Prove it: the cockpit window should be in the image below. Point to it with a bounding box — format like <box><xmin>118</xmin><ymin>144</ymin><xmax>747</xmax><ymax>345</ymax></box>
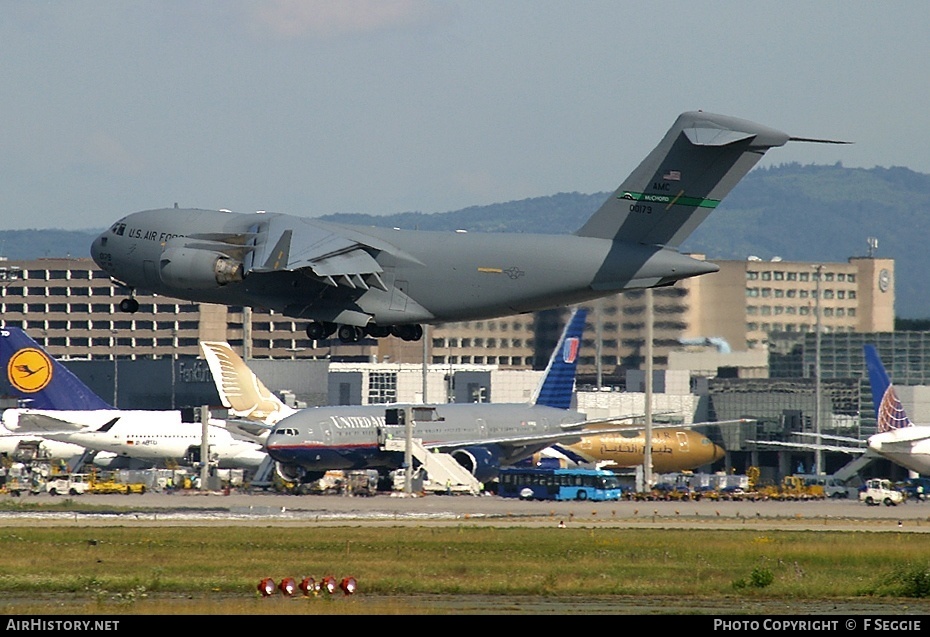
<box><xmin>111</xmin><ymin>222</ymin><xmax>126</xmax><ymax>236</ymax></box>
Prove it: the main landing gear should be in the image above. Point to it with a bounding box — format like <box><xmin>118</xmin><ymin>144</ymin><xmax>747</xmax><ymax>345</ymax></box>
<box><xmin>306</xmin><ymin>321</ymin><xmax>423</xmax><ymax>344</ymax></box>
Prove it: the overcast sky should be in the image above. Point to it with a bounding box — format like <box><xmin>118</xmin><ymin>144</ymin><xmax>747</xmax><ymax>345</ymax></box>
<box><xmin>1</xmin><ymin>1</ymin><xmax>925</xmax><ymax>231</ymax></box>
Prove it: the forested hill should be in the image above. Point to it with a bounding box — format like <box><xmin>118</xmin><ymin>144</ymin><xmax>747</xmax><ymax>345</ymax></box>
<box><xmin>4</xmin><ymin>163</ymin><xmax>929</xmax><ymax>318</ymax></box>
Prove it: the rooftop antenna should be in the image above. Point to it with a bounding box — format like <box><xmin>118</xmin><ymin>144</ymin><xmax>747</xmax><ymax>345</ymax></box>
<box><xmin>867</xmin><ymin>236</ymin><xmax>878</xmax><ymax>258</ymax></box>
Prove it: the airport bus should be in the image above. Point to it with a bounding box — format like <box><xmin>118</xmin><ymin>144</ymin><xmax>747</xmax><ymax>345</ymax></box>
<box><xmin>496</xmin><ymin>467</ymin><xmax>623</xmax><ymax>502</ymax></box>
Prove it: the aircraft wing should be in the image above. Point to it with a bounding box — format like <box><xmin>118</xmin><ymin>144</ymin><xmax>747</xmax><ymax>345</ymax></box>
<box><xmin>790</xmin><ymin>432</ymin><xmax>866</xmax><ymax>445</ymax></box>
<box><xmin>421</xmin><ymin>419</ymin><xmax>753</xmax><ymax>454</ymax></box>
<box><xmin>745</xmin><ymin>439</ymin><xmax>866</xmax><ymax>455</ymax></box>
<box><xmin>3</xmin><ymin>411</ymin><xmax>115</xmax><ymax>435</ymax></box>
<box><xmin>244</xmin><ymin>216</ymin><xmax>426</xmax><ymax>289</ymax></box>
<box><xmin>217</xmin><ymin>418</ymin><xmax>273</xmax><ymax>444</ymax></box>
<box><xmin>564</xmin><ymin>416</ymin><xmax>755</xmax><ymax>431</ymax></box>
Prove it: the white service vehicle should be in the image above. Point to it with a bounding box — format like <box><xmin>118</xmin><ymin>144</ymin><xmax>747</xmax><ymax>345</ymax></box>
<box><xmin>859</xmin><ymin>478</ymin><xmax>904</xmax><ymax>506</ymax></box>
<box><xmin>45</xmin><ymin>474</ymin><xmax>89</xmax><ymax>496</ymax></box>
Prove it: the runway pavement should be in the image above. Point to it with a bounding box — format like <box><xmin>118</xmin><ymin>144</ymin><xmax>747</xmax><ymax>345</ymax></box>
<box><xmin>4</xmin><ymin>489</ymin><xmax>930</xmax><ymax>530</ymax></box>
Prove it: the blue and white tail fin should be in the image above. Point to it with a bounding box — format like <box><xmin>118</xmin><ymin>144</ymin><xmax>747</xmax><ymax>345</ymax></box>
<box><xmin>864</xmin><ymin>344</ymin><xmax>913</xmax><ymax>433</ymax></box>
<box><xmin>0</xmin><ymin>327</ymin><xmax>113</xmax><ymax>410</ymax></box>
<box><xmin>530</xmin><ymin>308</ymin><xmax>587</xmax><ymax>410</ymax></box>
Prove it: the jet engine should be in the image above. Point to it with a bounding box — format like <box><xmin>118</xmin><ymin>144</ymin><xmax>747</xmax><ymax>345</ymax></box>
<box><xmin>274</xmin><ymin>461</ymin><xmax>303</xmax><ymax>483</ymax></box>
<box><xmin>159</xmin><ymin>247</ymin><xmax>243</xmax><ymax>290</ymax></box>
<box><xmin>274</xmin><ymin>461</ymin><xmax>325</xmax><ymax>485</ymax></box>
<box><xmin>449</xmin><ymin>446</ymin><xmax>501</xmax><ymax>483</ymax></box>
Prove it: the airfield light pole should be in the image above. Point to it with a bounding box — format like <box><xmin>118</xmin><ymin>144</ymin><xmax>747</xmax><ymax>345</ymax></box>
<box><xmin>595</xmin><ymin>299</ymin><xmax>603</xmax><ymax>389</ymax></box>
<box><xmin>814</xmin><ymin>264</ymin><xmax>823</xmax><ymax>475</ymax></box>
<box><xmin>643</xmin><ymin>288</ymin><xmax>654</xmax><ymax>491</ymax></box>
<box><xmin>200</xmin><ymin>405</ymin><xmax>211</xmax><ymax>491</ymax></box>
<box><xmin>243</xmin><ymin>307</ymin><xmax>252</xmax><ymax>360</ymax></box>
<box><xmin>404</xmin><ymin>407</ymin><xmax>414</xmax><ymax>495</ymax></box>
<box><xmin>422</xmin><ymin>325</ymin><xmax>429</xmax><ymax>403</ymax></box>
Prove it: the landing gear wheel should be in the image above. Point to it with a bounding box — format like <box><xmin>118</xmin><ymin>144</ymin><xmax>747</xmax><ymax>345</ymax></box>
<box><xmin>337</xmin><ymin>325</ymin><xmax>361</xmax><ymax>343</ymax></box>
<box><xmin>118</xmin><ymin>298</ymin><xmax>139</xmax><ymax>313</ymax></box>
<box><xmin>365</xmin><ymin>325</ymin><xmax>391</xmax><ymax>338</ymax></box>
<box><xmin>306</xmin><ymin>321</ymin><xmax>337</xmax><ymax>340</ymax></box>
<box><xmin>391</xmin><ymin>324</ymin><xmax>424</xmax><ymax>341</ymax></box>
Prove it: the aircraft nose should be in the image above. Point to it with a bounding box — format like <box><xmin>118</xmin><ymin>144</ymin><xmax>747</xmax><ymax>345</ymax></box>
<box><xmin>89</xmin><ymin>234</ymin><xmax>105</xmax><ymax>266</ymax></box>
<box><xmin>712</xmin><ymin>442</ymin><xmax>725</xmax><ymax>463</ymax></box>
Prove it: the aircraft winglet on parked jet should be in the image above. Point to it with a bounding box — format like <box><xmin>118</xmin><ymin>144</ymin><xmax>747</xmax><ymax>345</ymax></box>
<box><xmin>0</xmin><ymin>327</ymin><xmax>266</xmax><ymax>470</ymax></box>
<box><xmin>91</xmin><ymin>111</ymin><xmax>847</xmax><ymax>347</ymax></box>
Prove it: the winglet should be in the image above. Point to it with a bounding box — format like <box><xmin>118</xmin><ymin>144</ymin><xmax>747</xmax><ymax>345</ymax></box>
<box><xmin>262</xmin><ymin>229</ymin><xmax>292</xmax><ymax>270</ymax></box>
<box><xmin>864</xmin><ymin>344</ymin><xmax>913</xmax><ymax>432</ymax></box>
<box><xmin>0</xmin><ymin>327</ymin><xmax>113</xmax><ymax>410</ymax></box>
<box><xmin>96</xmin><ymin>417</ymin><xmax>121</xmax><ymax>433</ymax></box>
<box><xmin>530</xmin><ymin>308</ymin><xmax>587</xmax><ymax>410</ymax></box>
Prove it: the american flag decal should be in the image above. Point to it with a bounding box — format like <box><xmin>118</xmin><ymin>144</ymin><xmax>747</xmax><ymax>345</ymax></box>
<box><xmin>562</xmin><ymin>337</ymin><xmax>579</xmax><ymax>364</ymax></box>
<box><xmin>663</xmin><ymin>170</ymin><xmax>681</xmax><ymax>181</ymax></box>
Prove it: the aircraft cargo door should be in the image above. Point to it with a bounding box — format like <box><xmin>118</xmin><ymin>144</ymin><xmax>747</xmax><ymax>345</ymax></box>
<box><xmin>676</xmin><ymin>431</ymin><xmax>690</xmax><ymax>452</ymax></box>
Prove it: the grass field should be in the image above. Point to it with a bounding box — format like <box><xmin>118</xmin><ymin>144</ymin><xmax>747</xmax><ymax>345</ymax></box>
<box><xmin>1</xmin><ymin>524</ymin><xmax>930</xmax><ymax>614</ymax></box>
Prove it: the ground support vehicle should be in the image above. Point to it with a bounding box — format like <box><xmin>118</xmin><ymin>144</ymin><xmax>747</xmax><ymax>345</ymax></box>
<box><xmin>46</xmin><ymin>474</ymin><xmax>89</xmax><ymax>496</ymax></box>
<box><xmin>859</xmin><ymin>478</ymin><xmax>904</xmax><ymax>506</ymax></box>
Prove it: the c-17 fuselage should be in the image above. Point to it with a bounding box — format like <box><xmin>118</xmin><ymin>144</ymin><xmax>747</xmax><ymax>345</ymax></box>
<box><xmin>91</xmin><ymin>111</ymin><xmax>840</xmax><ymax>345</ymax></box>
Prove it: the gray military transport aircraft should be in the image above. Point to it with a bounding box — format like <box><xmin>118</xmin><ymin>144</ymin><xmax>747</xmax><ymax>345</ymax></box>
<box><xmin>90</xmin><ymin>110</ymin><xmax>846</xmax><ymax>344</ymax></box>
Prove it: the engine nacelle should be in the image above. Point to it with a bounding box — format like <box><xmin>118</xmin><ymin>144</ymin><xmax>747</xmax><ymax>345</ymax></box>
<box><xmin>274</xmin><ymin>461</ymin><xmax>303</xmax><ymax>483</ymax></box>
<box><xmin>450</xmin><ymin>446</ymin><xmax>501</xmax><ymax>484</ymax></box>
<box><xmin>159</xmin><ymin>247</ymin><xmax>243</xmax><ymax>290</ymax></box>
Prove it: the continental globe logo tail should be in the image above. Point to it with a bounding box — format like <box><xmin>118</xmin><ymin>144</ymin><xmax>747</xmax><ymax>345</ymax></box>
<box><xmin>8</xmin><ymin>347</ymin><xmax>53</xmax><ymax>393</ymax></box>
<box><xmin>561</xmin><ymin>337</ymin><xmax>579</xmax><ymax>364</ymax></box>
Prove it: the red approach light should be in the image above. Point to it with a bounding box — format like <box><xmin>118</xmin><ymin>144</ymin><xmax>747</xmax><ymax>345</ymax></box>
<box><xmin>278</xmin><ymin>577</ymin><xmax>298</xmax><ymax>596</ymax></box>
<box><xmin>321</xmin><ymin>575</ymin><xmax>338</xmax><ymax>595</ymax></box>
<box><xmin>257</xmin><ymin>578</ymin><xmax>276</xmax><ymax>597</ymax></box>
<box><xmin>299</xmin><ymin>577</ymin><xmax>318</xmax><ymax>596</ymax></box>
<box><xmin>340</xmin><ymin>576</ymin><xmax>358</xmax><ymax>595</ymax></box>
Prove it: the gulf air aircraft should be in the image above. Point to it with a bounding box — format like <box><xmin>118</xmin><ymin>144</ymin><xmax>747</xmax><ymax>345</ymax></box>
<box><xmin>91</xmin><ymin>111</ymin><xmax>845</xmax><ymax>347</ymax></box>
<box><xmin>0</xmin><ymin>327</ymin><xmax>266</xmax><ymax>470</ymax></box>
<box><xmin>549</xmin><ymin>427</ymin><xmax>726</xmax><ymax>473</ymax></box>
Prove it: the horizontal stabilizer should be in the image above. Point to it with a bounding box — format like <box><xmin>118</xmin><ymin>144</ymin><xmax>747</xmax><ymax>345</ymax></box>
<box><xmin>3</xmin><ymin>410</ymin><xmax>93</xmax><ymax>434</ymax></box>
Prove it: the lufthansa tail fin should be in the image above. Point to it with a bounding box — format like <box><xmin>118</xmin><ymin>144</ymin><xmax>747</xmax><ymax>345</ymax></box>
<box><xmin>199</xmin><ymin>340</ymin><xmax>297</xmax><ymax>426</ymax></box>
<box><xmin>530</xmin><ymin>307</ymin><xmax>587</xmax><ymax>410</ymax></box>
<box><xmin>0</xmin><ymin>327</ymin><xmax>113</xmax><ymax>411</ymax></box>
<box><xmin>864</xmin><ymin>344</ymin><xmax>913</xmax><ymax>432</ymax></box>
<box><xmin>574</xmin><ymin>111</ymin><xmax>849</xmax><ymax>248</ymax></box>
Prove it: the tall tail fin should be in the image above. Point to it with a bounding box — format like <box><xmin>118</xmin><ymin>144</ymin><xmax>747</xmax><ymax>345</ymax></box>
<box><xmin>530</xmin><ymin>307</ymin><xmax>587</xmax><ymax>410</ymax></box>
<box><xmin>575</xmin><ymin>111</ymin><xmax>846</xmax><ymax>248</ymax></box>
<box><xmin>199</xmin><ymin>340</ymin><xmax>297</xmax><ymax>425</ymax></box>
<box><xmin>864</xmin><ymin>344</ymin><xmax>913</xmax><ymax>432</ymax></box>
<box><xmin>0</xmin><ymin>327</ymin><xmax>113</xmax><ymax>410</ymax></box>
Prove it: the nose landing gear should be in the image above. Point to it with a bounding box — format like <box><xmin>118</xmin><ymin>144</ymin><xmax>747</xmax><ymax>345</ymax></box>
<box><xmin>118</xmin><ymin>293</ymin><xmax>139</xmax><ymax>313</ymax></box>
